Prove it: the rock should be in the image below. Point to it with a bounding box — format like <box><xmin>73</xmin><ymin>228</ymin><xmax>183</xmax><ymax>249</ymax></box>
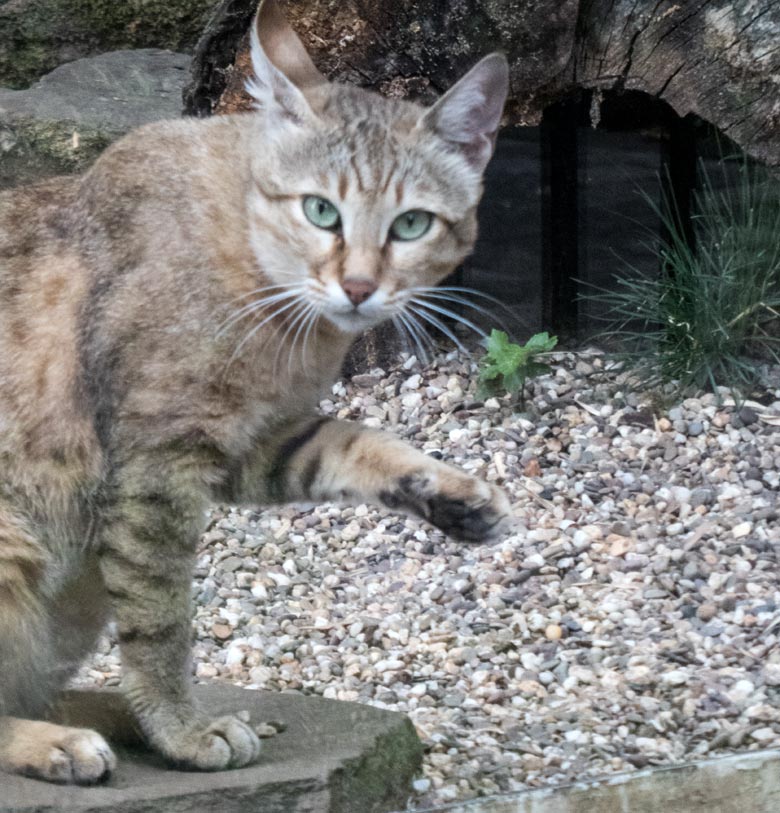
<box><xmin>697</xmin><ymin>603</ymin><xmax>718</xmax><ymax>622</ymax></box>
<box><xmin>609</xmin><ymin>535</ymin><xmax>633</xmax><ymax>556</ymax></box>
<box><xmin>687</xmin><ymin>421</ymin><xmax>705</xmax><ymax>437</ymax></box>
<box><xmin>212</xmin><ymin>623</ymin><xmax>233</xmax><ymax>640</ymax></box>
<box><xmin>739</xmin><ymin>407</ymin><xmax>758</xmax><ymax>425</ymax></box>
<box><xmin>0</xmin><ymin>49</ymin><xmax>190</xmax><ymax>189</ymax></box>
<box><xmin>351</xmin><ymin>373</ymin><xmax>381</xmax><ymax>389</ymax></box>
<box><xmin>413</xmin><ymin>777</ymin><xmax>432</xmax><ymax>793</ymax></box>
<box><xmin>750</xmin><ymin>727</ymin><xmax>777</xmax><ymax>744</ymax></box>
<box><xmin>254</xmin><ymin>722</ymin><xmax>280</xmax><ymax>738</ymax></box>
<box><xmin>0</xmin><ymin>685</ymin><xmax>422</xmax><ymax>812</ymax></box>
<box><xmin>733</xmin><ymin>522</ymin><xmax>752</xmax><ymax>539</ymax></box>
<box><xmin>691</xmin><ymin>488</ymin><xmax>715</xmax><ymax>507</ymax></box>
<box><xmin>0</xmin><ymin>0</ymin><xmax>218</xmax><ymax>88</ymax></box>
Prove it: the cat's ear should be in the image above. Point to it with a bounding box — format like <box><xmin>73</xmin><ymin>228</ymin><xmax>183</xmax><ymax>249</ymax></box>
<box><xmin>246</xmin><ymin>0</ymin><xmax>326</xmax><ymax>123</ymax></box>
<box><xmin>421</xmin><ymin>54</ymin><xmax>509</xmax><ymax>172</ymax></box>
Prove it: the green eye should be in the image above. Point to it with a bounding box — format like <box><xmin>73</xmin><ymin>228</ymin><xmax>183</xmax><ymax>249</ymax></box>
<box><xmin>303</xmin><ymin>196</ymin><xmax>341</xmax><ymax>230</ymax></box>
<box><xmin>390</xmin><ymin>210</ymin><xmax>433</xmax><ymax>241</ymax></box>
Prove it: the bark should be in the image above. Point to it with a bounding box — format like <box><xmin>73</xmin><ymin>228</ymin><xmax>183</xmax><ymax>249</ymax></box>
<box><xmin>579</xmin><ymin>1</ymin><xmax>780</xmax><ymax>170</ymax></box>
<box><xmin>185</xmin><ymin>0</ymin><xmax>780</xmax><ymax>169</ymax></box>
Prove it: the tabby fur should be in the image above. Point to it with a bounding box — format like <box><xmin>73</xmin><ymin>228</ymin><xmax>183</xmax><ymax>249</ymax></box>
<box><xmin>0</xmin><ymin>0</ymin><xmax>510</xmax><ymax>783</ymax></box>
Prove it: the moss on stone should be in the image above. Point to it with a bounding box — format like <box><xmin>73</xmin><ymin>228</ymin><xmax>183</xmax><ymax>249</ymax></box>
<box><xmin>328</xmin><ymin>716</ymin><xmax>423</xmax><ymax>813</ymax></box>
<box><xmin>0</xmin><ymin>115</ymin><xmax>112</xmax><ymax>188</ymax></box>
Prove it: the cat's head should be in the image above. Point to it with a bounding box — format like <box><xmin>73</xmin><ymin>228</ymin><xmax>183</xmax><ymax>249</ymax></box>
<box><xmin>244</xmin><ymin>0</ymin><xmax>508</xmax><ymax>339</ymax></box>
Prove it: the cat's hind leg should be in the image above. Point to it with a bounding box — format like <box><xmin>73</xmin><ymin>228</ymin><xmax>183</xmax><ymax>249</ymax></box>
<box><xmin>0</xmin><ymin>506</ymin><xmax>115</xmax><ymax>784</ymax></box>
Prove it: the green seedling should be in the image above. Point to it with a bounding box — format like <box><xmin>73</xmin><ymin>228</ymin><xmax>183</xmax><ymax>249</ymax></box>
<box><xmin>478</xmin><ymin>329</ymin><xmax>558</xmax><ymax>408</ymax></box>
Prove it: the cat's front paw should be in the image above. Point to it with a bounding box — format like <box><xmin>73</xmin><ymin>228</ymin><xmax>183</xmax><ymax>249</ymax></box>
<box><xmin>169</xmin><ymin>713</ymin><xmax>261</xmax><ymax>771</ymax></box>
<box><xmin>382</xmin><ymin>470</ymin><xmax>511</xmax><ymax>542</ymax></box>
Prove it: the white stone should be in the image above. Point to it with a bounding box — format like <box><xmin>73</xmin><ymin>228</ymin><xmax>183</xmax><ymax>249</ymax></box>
<box><xmin>733</xmin><ymin>522</ymin><xmax>752</xmax><ymax>539</ymax></box>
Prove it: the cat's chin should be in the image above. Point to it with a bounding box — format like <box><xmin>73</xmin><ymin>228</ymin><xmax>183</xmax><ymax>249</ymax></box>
<box><xmin>323</xmin><ymin>311</ymin><xmax>384</xmax><ymax>335</ymax></box>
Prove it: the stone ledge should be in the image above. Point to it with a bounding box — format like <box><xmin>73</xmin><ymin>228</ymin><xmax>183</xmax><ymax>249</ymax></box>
<box><xmin>0</xmin><ymin>684</ymin><xmax>422</xmax><ymax>813</ymax></box>
<box><xmin>413</xmin><ymin>749</ymin><xmax>780</xmax><ymax>813</ymax></box>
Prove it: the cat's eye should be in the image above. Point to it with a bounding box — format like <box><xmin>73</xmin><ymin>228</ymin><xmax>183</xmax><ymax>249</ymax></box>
<box><xmin>302</xmin><ymin>195</ymin><xmax>341</xmax><ymax>231</ymax></box>
<box><xmin>390</xmin><ymin>210</ymin><xmax>433</xmax><ymax>241</ymax></box>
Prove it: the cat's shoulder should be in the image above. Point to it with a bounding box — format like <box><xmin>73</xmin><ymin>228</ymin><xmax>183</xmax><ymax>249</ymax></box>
<box><xmin>93</xmin><ymin>114</ymin><xmax>255</xmax><ymax>172</ymax></box>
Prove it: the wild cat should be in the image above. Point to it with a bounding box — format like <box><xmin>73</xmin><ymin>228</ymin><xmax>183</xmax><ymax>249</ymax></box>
<box><xmin>0</xmin><ymin>0</ymin><xmax>510</xmax><ymax>785</ymax></box>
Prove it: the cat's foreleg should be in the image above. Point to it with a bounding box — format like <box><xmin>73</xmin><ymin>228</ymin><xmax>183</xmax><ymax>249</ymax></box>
<box><xmin>255</xmin><ymin>417</ymin><xmax>511</xmax><ymax>540</ymax></box>
<box><xmin>98</xmin><ymin>480</ymin><xmax>261</xmax><ymax>771</ymax></box>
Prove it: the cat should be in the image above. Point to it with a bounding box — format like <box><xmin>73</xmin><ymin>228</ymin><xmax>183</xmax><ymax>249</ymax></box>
<box><xmin>0</xmin><ymin>0</ymin><xmax>510</xmax><ymax>785</ymax></box>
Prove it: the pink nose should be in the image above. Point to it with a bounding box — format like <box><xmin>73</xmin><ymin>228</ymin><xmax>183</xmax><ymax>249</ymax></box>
<box><xmin>342</xmin><ymin>278</ymin><xmax>377</xmax><ymax>307</ymax></box>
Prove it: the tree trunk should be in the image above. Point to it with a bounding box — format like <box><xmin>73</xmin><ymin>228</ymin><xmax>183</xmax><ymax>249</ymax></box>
<box><xmin>185</xmin><ymin>0</ymin><xmax>780</xmax><ymax>170</ymax></box>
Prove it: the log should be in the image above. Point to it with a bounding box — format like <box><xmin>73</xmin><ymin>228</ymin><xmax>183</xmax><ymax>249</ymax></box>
<box><xmin>184</xmin><ymin>0</ymin><xmax>780</xmax><ymax>170</ymax></box>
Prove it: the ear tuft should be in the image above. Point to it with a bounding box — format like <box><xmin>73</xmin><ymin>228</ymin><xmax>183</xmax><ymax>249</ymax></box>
<box><xmin>246</xmin><ymin>0</ymin><xmax>325</xmax><ymax>123</ymax></box>
<box><xmin>422</xmin><ymin>53</ymin><xmax>509</xmax><ymax>171</ymax></box>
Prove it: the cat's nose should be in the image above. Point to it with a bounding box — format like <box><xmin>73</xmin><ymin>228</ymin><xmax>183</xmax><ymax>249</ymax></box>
<box><xmin>342</xmin><ymin>278</ymin><xmax>377</xmax><ymax>307</ymax></box>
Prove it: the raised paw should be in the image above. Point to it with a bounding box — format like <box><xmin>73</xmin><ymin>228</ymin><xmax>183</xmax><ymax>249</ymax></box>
<box><xmin>170</xmin><ymin>713</ymin><xmax>261</xmax><ymax>771</ymax></box>
<box><xmin>381</xmin><ymin>469</ymin><xmax>511</xmax><ymax>542</ymax></box>
<box><xmin>0</xmin><ymin>720</ymin><xmax>116</xmax><ymax>785</ymax></box>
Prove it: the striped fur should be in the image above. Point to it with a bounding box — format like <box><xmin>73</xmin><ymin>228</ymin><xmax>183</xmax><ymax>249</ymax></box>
<box><xmin>0</xmin><ymin>0</ymin><xmax>509</xmax><ymax>783</ymax></box>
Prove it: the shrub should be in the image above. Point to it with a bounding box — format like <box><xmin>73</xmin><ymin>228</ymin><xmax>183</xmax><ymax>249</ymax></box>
<box><xmin>584</xmin><ymin>153</ymin><xmax>780</xmax><ymax>398</ymax></box>
<box><xmin>478</xmin><ymin>329</ymin><xmax>558</xmax><ymax>408</ymax></box>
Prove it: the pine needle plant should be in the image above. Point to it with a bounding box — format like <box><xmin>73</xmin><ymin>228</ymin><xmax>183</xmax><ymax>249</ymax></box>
<box><xmin>584</xmin><ymin>153</ymin><xmax>780</xmax><ymax>399</ymax></box>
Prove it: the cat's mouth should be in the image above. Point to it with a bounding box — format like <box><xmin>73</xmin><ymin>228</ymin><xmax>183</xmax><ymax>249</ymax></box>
<box><xmin>324</xmin><ymin>305</ymin><xmax>386</xmax><ymax>334</ymax></box>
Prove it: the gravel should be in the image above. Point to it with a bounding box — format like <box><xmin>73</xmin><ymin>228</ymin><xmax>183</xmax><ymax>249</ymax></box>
<box><xmin>75</xmin><ymin>345</ymin><xmax>780</xmax><ymax>808</ymax></box>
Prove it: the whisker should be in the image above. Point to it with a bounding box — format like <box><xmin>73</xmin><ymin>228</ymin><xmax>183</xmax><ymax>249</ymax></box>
<box><xmin>217</xmin><ymin>288</ymin><xmax>303</xmax><ymax>336</ymax></box>
<box><xmin>408</xmin><ymin>304</ymin><xmax>468</xmax><ymax>352</ymax></box>
<box><xmin>272</xmin><ymin>301</ymin><xmax>311</xmax><ymax>375</ymax></box>
<box><xmin>409</xmin><ymin>285</ymin><xmax>519</xmax><ymax>328</ymax></box>
<box><xmin>286</xmin><ymin>302</ymin><xmax>318</xmax><ymax>376</ymax></box>
<box><xmin>393</xmin><ymin>312</ymin><xmax>423</xmax><ymax>361</ymax></box>
<box><xmin>409</xmin><ymin>297</ymin><xmax>487</xmax><ymax>339</ymax></box>
<box><xmin>227</xmin><ymin>296</ymin><xmax>304</xmax><ymax>369</ymax></box>
<box><xmin>398</xmin><ymin>309</ymin><xmax>435</xmax><ymax>363</ymax></box>
<box><xmin>411</xmin><ymin>285</ymin><xmax>514</xmax><ymax>310</ymax></box>
<box><xmin>227</xmin><ymin>281</ymin><xmax>302</xmax><ymax>304</ymax></box>
<box><xmin>300</xmin><ymin>304</ymin><xmax>323</xmax><ymax>374</ymax></box>
<box><xmin>409</xmin><ymin>291</ymin><xmax>500</xmax><ymax>321</ymax></box>
<box><xmin>390</xmin><ymin>315</ymin><xmax>414</xmax><ymax>358</ymax></box>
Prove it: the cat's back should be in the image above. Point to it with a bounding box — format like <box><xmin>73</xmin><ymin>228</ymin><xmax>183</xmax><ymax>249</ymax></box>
<box><xmin>0</xmin><ymin>176</ymin><xmax>102</xmax><ymax>490</ymax></box>
<box><xmin>0</xmin><ymin>175</ymin><xmax>86</xmax><ymax>382</ymax></box>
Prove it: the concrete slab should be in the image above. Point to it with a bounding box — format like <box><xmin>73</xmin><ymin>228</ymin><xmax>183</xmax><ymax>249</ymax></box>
<box><xmin>0</xmin><ymin>684</ymin><xmax>422</xmax><ymax>813</ymax></box>
<box><xmin>413</xmin><ymin>749</ymin><xmax>780</xmax><ymax>813</ymax></box>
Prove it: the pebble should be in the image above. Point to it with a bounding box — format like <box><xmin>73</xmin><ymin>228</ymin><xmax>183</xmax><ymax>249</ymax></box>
<box><xmin>212</xmin><ymin>623</ymin><xmax>233</xmax><ymax>640</ymax></box>
<box><xmin>72</xmin><ymin>346</ymin><xmax>780</xmax><ymax>810</ymax></box>
<box><xmin>750</xmin><ymin>727</ymin><xmax>777</xmax><ymax>744</ymax></box>
<box><xmin>697</xmin><ymin>603</ymin><xmax>718</xmax><ymax>622</ymax></box>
